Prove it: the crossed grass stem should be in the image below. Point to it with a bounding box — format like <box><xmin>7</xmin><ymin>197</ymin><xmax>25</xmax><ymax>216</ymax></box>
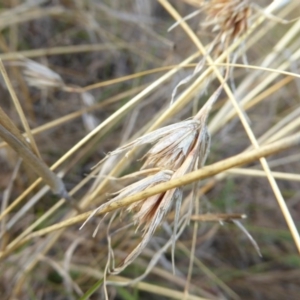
<box><xmin>81</xmin><ymin>83</ymin><xmax>224</xmax><ymax>274</ymax></box>
<box><xmin>169</xmin><ymin>0</ymin><xmax>252</xmax><ymax>105</ymax></box>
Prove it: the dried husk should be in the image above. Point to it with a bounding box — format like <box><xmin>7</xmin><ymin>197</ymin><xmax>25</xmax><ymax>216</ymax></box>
<box><xmin>83</xmin><ymin>84</ymin><xmax>223</xmax><ymax>274</ymax></box>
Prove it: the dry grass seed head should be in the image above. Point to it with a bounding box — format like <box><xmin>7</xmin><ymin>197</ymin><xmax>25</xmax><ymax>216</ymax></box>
<box><xmin>141</xmin><ymin>120</ymin><xmax>202</xmax><ymax>170</ymax></box>
<box><xmin>110</xmin><ymin>187</ymin><xmax>183</xmax><ymax>275</ymax></box>
<box><xmin>83</xmin><ymin>169</ymin><xmax>178</xmax><ymax>274</ymax></box>
<box><xmin>96</xmin><ymin>120</ymin><xmax>203</xmax><ymax>170</ymax></box>
<box><xmin>205</xmin><ymin>0</ymin><xmax>251</xmax><ymax>45</ymax></box>
<box><xmin>109</xmin><ymin>122</ymin><xmax>211</xmax><ymax>274</ymax></box>
<box><xmin>18</xmin><ymin>58</ymin><xmax>65</xmax><ymax>89</ymax></box>
<box><xmin>109</xmin><ymin>127</ymin><xmax>210</xmax><ymax>273</ymax></box>
<box><xmin>123</xmin><ymin>84</ymin><xmax>221</xmax><ymax>268</ymax></box>
<box><xmin>182</xmin><ymin>0</ymin><xmax>252</xmax><ymax>54</ymax></box>
<box><xmin>83</xmin><ymin>85</ymin><xmax>220</xmax><ymax>274</ymax></box>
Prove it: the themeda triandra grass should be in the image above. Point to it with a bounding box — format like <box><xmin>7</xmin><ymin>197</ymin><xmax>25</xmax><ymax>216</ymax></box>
<box><xmin>179</xmin><ymin>0</ymin><xmax>252</xmax><ymax>56</ymax></box>
<box><xmin>2</xmin><ymin>1</ymin><xmax>300</xmax><ymax>299</ymax></box>
<box><xmin>169</xmin><ymin>0</ymin><xmax>252</xmax><ymax>102</ymax></box>
<box><xmin>81</xmin><ymin>85</ymin><xmax>224</xmax><ymax>274</ymax></box>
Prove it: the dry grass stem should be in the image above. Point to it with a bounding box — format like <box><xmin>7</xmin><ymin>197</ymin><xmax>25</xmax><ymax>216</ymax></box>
<box><xmin>190</xmin><ymin>213</ymin><xmax>247</xmax><ymax>222</ymax></box>
<box><xmin>1</xmin><ymin>1</ymin><xmax>300</xmax><ymax>298</ymax></box>
<box><xmin>0</xmin><ymin>59</ymin><xmax>40</xmax><ymax>157</ymax></box>
<box><xmin>4</xmin><ymin>132</ymin><xmax>297</xmax><ymax>262</ymax></box>
<box><xmin>160</xmin><ymin>0</ymin><xmax>300</xmax><ymax>254</ymax></box>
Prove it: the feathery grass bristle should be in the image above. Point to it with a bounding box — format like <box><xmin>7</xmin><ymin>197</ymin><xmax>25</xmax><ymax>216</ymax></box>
<box><xmin>182</xmin><ymin>0</ymin><xmax>252</xmax><ymax>55</ymax></box>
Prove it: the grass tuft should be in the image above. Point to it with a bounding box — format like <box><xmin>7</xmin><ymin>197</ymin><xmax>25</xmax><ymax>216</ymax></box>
<box><xmin>0</xmin><ymin>1</ymin><xmax>300</xmax><ymax>299</ymax></box>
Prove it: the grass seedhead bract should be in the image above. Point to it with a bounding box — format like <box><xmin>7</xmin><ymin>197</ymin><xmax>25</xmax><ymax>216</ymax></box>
<box><xmin>81</xmin><ymin>84</ymin><xmax>221</xmax><ymax>275</ymax></box>
<box><xmin>181</xmin><ymin>0</ymin><xmax>252</xmax><ymax>55</ymax></box>
<box><xmin>21</xmin><ymin>59</ymin><xmax>65</xmax><ymax>89</ymax></box>
<box><xmin>202</xmin><ymin>0</ymin><xmax>251</xmax><ymax>55</ymax></box>
<box><xmin>170</xmin><ymin>0</ymin><xmax>252</xmax><ymax>101</ymax></box>
<box><xmin>141</xmin><ymin>120</ymin><xmax>202</xmax><ymax>170</ymax></box>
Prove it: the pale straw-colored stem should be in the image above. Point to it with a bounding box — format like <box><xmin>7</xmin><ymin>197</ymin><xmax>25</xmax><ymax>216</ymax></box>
<box><xmin>159</xmin><ymin>0</ymin><xmax>300</xmax><ymax>255</ymax></box>
<box><xmin>0</xmin><ymin>59</ymin><xmax>40</xmax><ymax>158</ymax></box>
<box><xmin>1</xmin><ymin>132</ymin><xmax>299</xmax><ymax>258</ymax></box>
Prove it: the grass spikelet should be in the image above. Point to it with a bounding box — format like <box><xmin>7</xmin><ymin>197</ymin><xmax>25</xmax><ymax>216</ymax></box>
<box><xmin>21</xmin><ymin>58</ymin><xmax>65</xmax><ymax>89</ymax></box>
<box><xmin>182</xmin><ymin>0</ymin><xmax>252</xmax><ymax>55</ymax></box>
<box><xmin>169</xmin><ymin>0</ymin><xmax>251</xmax><ymax>102</ymax></box>
<box><xmin>81</xmin><ymin>83</ymin><xmax>223</xmax><ymax>274</ymax></box>
<box><xmin>202</xmin><ymin>0</ymin><xmax>251</xmax><ymax>54</ymax></box>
